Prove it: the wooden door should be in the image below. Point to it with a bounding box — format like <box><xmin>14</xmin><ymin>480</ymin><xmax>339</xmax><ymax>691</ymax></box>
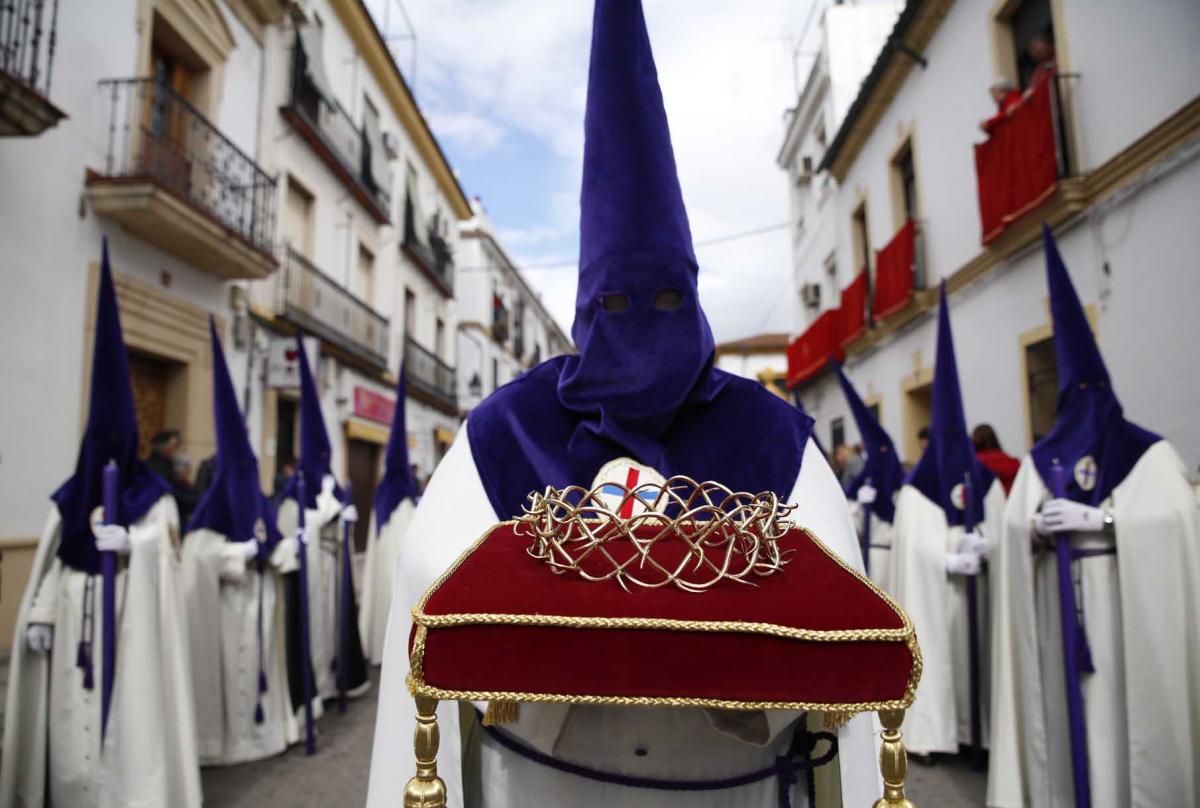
<box><xmin>346</xmin><ymin>439</ymin><xmax>380</xmax><ymax>552</ymax></box>
<box><xmin>128</xmin><ymin>352</ymin><xmax>170</xmax><ymax>458</ymax></box>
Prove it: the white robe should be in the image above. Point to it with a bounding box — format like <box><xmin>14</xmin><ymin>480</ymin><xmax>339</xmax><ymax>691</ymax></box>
<box><xmin>365</xmin><ymin>426</ymin><xmax>883</xmax><ymax>808</ymax></box>
<box><xmin>987</xmin><ymin>442</ymin><xmax>1200</xmax><ymax>808</ymax></box>
<box><xmin>0</xmin><ymin>496</ymin><xmax>202</xmax><ymax>808</ymax></box>
<box><xmin>849</xmin><ymin>502</ymin><xmax>895</xmax><ymax>593</ymax></box>
<box><xmin>888</xmin><ymin>479</ymin><xmax>1005</xmax><ymax>755</ymax></box>
<box><xmin>278</xmin><ymin>487</ymin><xmax>357</xmax><ymax>703</ymax></box>
<box><xmin>180</xmin><ymin>529</ymin><xmax>299</xmax><ymax>765</ymax></box>
<box><xmin>360</xmin><ymin>499</ymin><xmax>414</xmax><ymax>664</ymax></box>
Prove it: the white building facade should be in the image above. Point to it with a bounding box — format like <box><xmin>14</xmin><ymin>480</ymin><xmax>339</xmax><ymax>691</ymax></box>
<box><xmin>782</xmin><ymin>0</ymin><xmax>1200</xmax><ymax>472</ymax></box>
<box><xmin>455</xmin><ymin>201</ymin><xmax>572</xmax><ymax>413</ymax></box>
<box><xmin>0</xmin><ymin>0</ymin><xmax>473</xmax><ymax>646</ymax></box>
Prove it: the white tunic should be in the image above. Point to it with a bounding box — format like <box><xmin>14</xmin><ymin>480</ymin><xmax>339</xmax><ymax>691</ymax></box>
<box><xmin>849</xmin><ymin>502</ymin><xmax>895</xmax><ymax>593</ymax></box>
<box><xmin>277</xmin><ymin>488</ymin><xmax>353</xmax><ymax>703</ymax></box>
<box><xmin>887</xmin><ymin>480</ymin><xmax>1005</xmax><ymax>755</ymax></box>
<box><xmin>0</xmin><ymin>496</ymin><xmax>202</xmax><ymax>808</ymax></box>
<box><xmin>180</xmin><ymin>529</ymin><xmax>299</xmax><ymax>765</ymax></box>
<box><xmin>987</xmin><ymin>442</ymin><xmax>1200</xmax><ymax>808</ymax></box>
<box><xmin>365</xmin><ymin>426</ymin><xmax>883</xmax><ymax>808</ymax></box>
<box><xmin>359</xmin><ymin>499</ymin><xmax>414</xmax><ymax>664</ymax></box>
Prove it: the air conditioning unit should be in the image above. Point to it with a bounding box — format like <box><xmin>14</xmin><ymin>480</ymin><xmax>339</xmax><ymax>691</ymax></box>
<box><xmin>794</xmin><ymin>155</ymin><xmax>814</xmax><ymax>185</ymax></box>
<box><xmin>800</xmin><ymin>283</ymin><xmax>821</xmax><ymax>309</ymax></box>
<box><xmin>382</xmin><ymin>130</ymin><xmax>401</xmax><ymax>160</ymax></box>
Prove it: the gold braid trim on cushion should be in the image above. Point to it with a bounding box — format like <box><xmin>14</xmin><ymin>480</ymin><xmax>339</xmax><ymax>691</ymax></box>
<box><xmin>409</xmin><ymin>518</ymin><xmax>923</xmax><ymax>715</ymax></box>
<box><xmin>516</xmin><ymin>477</ymin><xmax>795</xmax><ymax>593</ymax></box>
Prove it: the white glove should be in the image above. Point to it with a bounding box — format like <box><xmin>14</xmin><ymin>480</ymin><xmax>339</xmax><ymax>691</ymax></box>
<box><xmin>957</xmin><ymin>531</ymin><xmax>989</xmax><ymax>559</ymax></box>
<box><xmin>340</xmin><ymin>504</ymin><xmax>359</xmax><ymax>524</ymax></box>
<box><xmin>93</xmin><ymin>523</ymin><xmax>131</xmax><ymax>555</ymax></box>
<box><xmin>232</xmin><ymin>539</ymin><xmax>259</xmax><ymax>561</ymax></box>
<box><xmin>321</xmin><ymin>474</ymin><xmax>337</xmax><ymax>497</ymax></box>
<box><xmin>1036</xmin><ymin>498</ymin><xmax>1108</xmax><ymax>535</ymax></box>
<box><xmin>274</xmin><ymin>534</ymin><xmax>301</xmax><ymax>571</ymax></box>
<box><xmin>26</xmin><ymin>623</ymin><xmax>53</xmax><ymax>653</ymax></box>
<box><xmin>856</xmin><ymin>484</ymin><xmax>877</xmax><ymax>505</ymax></box>
<box><xmin>946</xmin><ymin>551</ymin><xmax>982</xmax><ymax>576</ymax></box>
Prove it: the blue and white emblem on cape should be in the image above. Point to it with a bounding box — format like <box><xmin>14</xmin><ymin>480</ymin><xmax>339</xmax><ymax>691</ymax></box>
<box><xmin>591</xmin><ymin>458</ymin><xmax>666</xmax><ymax>517</ymax></box>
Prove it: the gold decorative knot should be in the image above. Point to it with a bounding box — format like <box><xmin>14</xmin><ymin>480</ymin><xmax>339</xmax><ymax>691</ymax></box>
<box><xmin>515</xmin><ymin>477</ymin><xmax>796</xmax><ymax>593</ymax></box>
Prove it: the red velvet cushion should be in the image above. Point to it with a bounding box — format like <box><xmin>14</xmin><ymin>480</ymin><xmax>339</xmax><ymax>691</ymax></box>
<box><xmin>409</xmin><ymin>522</ymin><xmax>919</xmax><ymax>710</ymax></box>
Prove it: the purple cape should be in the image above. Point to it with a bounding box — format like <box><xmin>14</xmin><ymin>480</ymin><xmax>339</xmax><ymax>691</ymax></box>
<box><xmin>187</xmin><ymin>319</ymin><xmax>281</xmax><ymax>552</ymax></box>
<box><xmin>51</xmin><ymin>239</ymin><xmax>169</xmax><ymax>574</ymax></box>
<box><xmin>904</xmin><ymin>284</ymin><xmax>994</xmax><ymax>525</ymax></box>
<box><xmin>1030</xmin><ymin>226</ymin><xmax>1158</xmax><ymax>504</ymax></box>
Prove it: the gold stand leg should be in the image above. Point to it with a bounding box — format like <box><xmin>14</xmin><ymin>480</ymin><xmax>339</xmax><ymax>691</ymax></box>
<box><xmin>873</xmin><ymin>708</ymin><xmax>916</xmax><ymax>808</ymax></box>
<box><xmin>403</xmin><ymin>695</ymin><xmax>447</xmax><ymax>808</ymax></box>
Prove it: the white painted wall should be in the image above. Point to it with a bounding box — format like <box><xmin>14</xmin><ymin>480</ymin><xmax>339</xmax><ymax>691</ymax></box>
<box><xmin>0</xmin><ymin>0</ymin><xmax>264</xmax><ymax>539</ymax></box>
<box><xmin>786</xmin><ymin>0</ymin><xmax>1200</xmax><ymax>476</ymax></box>
<box><xmin>715</xmin><ymin>351</ymin><xmax>787</xmax><ymax>381</ymax></box>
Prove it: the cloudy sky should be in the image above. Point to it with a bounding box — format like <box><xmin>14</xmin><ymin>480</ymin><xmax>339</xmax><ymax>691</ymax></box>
<box><xmin>365</xmin><ymin>0</ymin><xmax>820</xmax><ymax>343</ymax></box>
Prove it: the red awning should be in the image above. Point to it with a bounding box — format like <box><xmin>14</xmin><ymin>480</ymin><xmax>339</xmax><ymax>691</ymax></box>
<box><xmin>838</xmin><ymin>269</ymin><xmax>868</xmax><ymax>348</ymax></box>
<box><xmin>974</xmin><ymin>73</ymin><xmax>1060</xmax><ymax>244</ymax></box>
<box><xmin>873</xmin><ymin>220</ymin><xmax>916</xmax><ymax>321</ymax></box>
<box><xmin>787</xmin><ymin>309</ymin><xmax>844</xmax><ymax>388</ymax></box>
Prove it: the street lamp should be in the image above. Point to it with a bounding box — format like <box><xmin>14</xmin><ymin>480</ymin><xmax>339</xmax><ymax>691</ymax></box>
<box><xmin>468</xmin><ymin>372</ymin><xmax>482</xmax><ymax>399</ymax></box>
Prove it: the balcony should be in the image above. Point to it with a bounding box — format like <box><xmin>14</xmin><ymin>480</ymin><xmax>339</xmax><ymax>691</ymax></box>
<box><xmin>0</xmin><ymin>0</ymin><xmax>66</xmax><ymax>136</ymax></box>
<box><xmin>258</xmin><ymin>247</ymin><xmax>390</xmax><ymax>368</ymax></box>
<box><xmin>87</xmin><ymin>78</ymin><xmax>277</xmax><ymax>280</ymax></box>
<box><xmin>405</xmin><ymin>336</ymin><xmax>457</xmax><ymax>415</ymax></box>
<box><xmin>402</xmin><ymin>198</ymin><xmax>454</xmax><ymax>296</ymax></box>
<box><xmin>975</xmin><ymin>73</ymin><xmax>1069</xmax><ymax>245</ymax></box>
<box><xmin>282</xmin><ymin>28</ymin><xmax>390</xmax><ymax>224</ymax></box>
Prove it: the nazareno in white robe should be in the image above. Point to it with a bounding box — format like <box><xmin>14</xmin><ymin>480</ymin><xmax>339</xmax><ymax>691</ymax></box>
<box><xmin>365</xmin><ymin>425</ymin><xmax>883</xmax><ymax>808</ymax></box>
<box><xmin>180</xmin><ymin>528</ymin><xmax>299</xmax><ymax>765</ymax></box>
<box><xmin>278</xmin><ymin>486</ymin><xmax>367</xmax><ymax>705</ymax></box>
<box><xmin>887</xmin><ymin>479</ymin><xmax>1005</xmax><ymax>755</ymax></box>
<box><xmin>849</xmin><ymin>501</ymin><xmax>896</xmax><ymax>594</ymax></box>
<box><xmin>986</xmin><ymin>441</ymin><xmax>1200</xmax><ymax>808</ymax></box>
<box><xmin>0</xmin><ymin>495</ymin><xmax>202</xmax><ymax>808</ymax></box>
<box><xmin>360</xmin><ymin>498</ymin><xmax>414</xmax><ymax>664</ymax></box>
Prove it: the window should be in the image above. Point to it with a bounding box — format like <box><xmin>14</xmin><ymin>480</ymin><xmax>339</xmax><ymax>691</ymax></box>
<box><xmin>851</xmin><ymin>202</ymin><xmax>871</xmax><ymax>276</ymax></box>
<box><xmin>355</xmin><ymin>244</ymin><xmax>375</xmax><ymax>303</ymax></box>
<box><xmin>283</xmin><ymin>176</ymin><xmax>314</xmax><ymax>258</ymax></box>
<box><xmin>361</xmin><ymin>95</ymin><xmax>389</xmax><ymax>199</ymax></box>
<box><xmin>1009</xmin><ymin>0</ymin><xmax>1054</xmax><ymax>89</ymax></box>
<box><xmin>434</xmin><ymin>317</ymin><xmax>445</xmax><ymax>360</ymax></box>
<box><xmin>1025</xmin><ymin>336</ymin><xmax>1058</xmax><ymax>443</ymax></box>
<box><xmin>892</xmin><ymin>142</ymin><xmax>918</xmax><ymax>223</ymax></box>
<box><xmin>814</xmin><ymin>117</ymin><xmax>827</xmax><ymax>149</ymax></box>
<box><xmin>404</xmin><ymin>288</ymin><xmax>416</xmax><ymax>337</ymax></box>
<box><xmin>830</xmin><ymin>417</ymin><xmax>845</xmax><ymax>452</ymax></box>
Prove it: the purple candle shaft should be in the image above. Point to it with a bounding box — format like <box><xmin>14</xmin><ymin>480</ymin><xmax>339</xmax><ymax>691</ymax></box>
<box><xmin>297</xmin><ymin>473</ymin><xmax>316</xmax><ymax>755</ymax></box>
<box><xmin>100</xmin><ymin>461</ymin><xmax>119</xmax><ymax>742</ymax></box>
<box><xmin>337</xmin><ymin>484</ymin><xmax>353</xmax><ymax>714</ymax></box>
<box><xmin>962</xmin><ymin>473</ymin><xmax>982</xmax><ymax>765</ymax></box>
<box><xmin>1051</xmin><ymin>463</ymin><xmax>1091</xmax><ymax>807</ymax></box>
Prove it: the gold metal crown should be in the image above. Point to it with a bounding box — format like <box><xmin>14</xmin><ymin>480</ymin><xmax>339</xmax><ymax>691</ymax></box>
<box><xmin>514</xmin><ymin>476</ymin><xmax>796</xmax><ymax>593</ymax></box>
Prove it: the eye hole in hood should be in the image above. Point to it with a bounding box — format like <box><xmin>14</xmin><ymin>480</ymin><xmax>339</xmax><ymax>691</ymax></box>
<box><xmin>653</xmin><ymin>288</ymin><xmax>683</xmax><ymax>311</ymax></box>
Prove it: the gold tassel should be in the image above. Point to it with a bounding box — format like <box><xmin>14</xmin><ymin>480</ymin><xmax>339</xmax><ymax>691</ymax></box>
<box><xmin>822</xmin><ymin>710</ymin><xmax>853</xmax><ymax>731</ymax></box>
<box><xmin>482</xmin><ymin>700</ymin><xmax>520</xmax><ymax>726</ymax></box>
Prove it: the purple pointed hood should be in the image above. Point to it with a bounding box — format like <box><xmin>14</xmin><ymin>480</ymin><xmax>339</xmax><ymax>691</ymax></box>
<box><xmin>555</xmin><ymin>0</ymin><xmax>723</xmax><ymax>469</ymax></box>
<box><xmin>373</xmin><ymin>367</ymin><xmax>416</xmax><ymax>534</ymax></box>
<box><xmin>280</xmin><ymin>333</ymin><xmax>341</xmax><ymax>509</ymax></box>
<box><xmin>464</xmin><ymin>0</ymin><xmax>812</xmax><ymax>519</ymax></box>
<box><xmin>834</xmin><ymin>361</ymin><xmax>903</xmax><ymax>523</ymax></box>
<box><xmin>1030</xmin><ymin>226</ymin><xmax>1158</xmax><ymax>503</ymax></box>
<box><xmin>51</xmin><ymin>240</ymin><xmax>170</xmax><ymax>573</ymax></box>
<box><xmin>905</xmin><ymin>284</ymin><xmax>994</xmax><ymax>525</ymax></box>
<box><xmin>187</xmin><ymin>320</ymin><xmax>281</xmax><ymax>550</ymax></box>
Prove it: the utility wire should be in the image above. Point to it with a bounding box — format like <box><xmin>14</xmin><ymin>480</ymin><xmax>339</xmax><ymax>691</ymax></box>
<box><xmin>519</xmin><ymin>221</ymin><xmax>791</xmax><ymax>270</ymax></box>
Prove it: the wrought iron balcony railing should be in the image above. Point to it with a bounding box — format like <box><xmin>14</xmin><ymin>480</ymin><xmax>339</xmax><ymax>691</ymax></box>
<box><xmin>96</xmin><ymin>78</ymin><xmax>276</xmax><ymax>256</ymax></box>
<box><xmin>402</xmin><ymin>199</ymin><xmax>455</xmax><ymax>295</ymax></box>
<box><xmin>0</xmin><ymin>0</ymin><xmax>64</xmax><ymax>136</ymax></box>
<box><xmin>405</xmin><ymin>336</ymin><xmax>457</xmax><ymax>412</ymax></box>
<box><xmin>276</xmin><ymin>247</ymin><xmax>390</xmax><ymax>368</ymax></box>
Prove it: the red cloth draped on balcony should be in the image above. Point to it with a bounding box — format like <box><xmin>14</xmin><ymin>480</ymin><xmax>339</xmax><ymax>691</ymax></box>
<box><xmin>838</xmin><ymin>270</ymin><xmax>868</xmax><ymax>348</ymax></box>
<box><xmin>787</xmin><ymin>309</ymin><xmax>843</xmax><ymax>388</ymax></box>
<box><xmin>975</xmin><ymin>72</ymin><xmax>1060</xmax><ymax>244</ymax></box>
<box><xmin>873</xmin><ymin>220</ymin><xmax>916</xmax><ymax>321</ymax></box>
